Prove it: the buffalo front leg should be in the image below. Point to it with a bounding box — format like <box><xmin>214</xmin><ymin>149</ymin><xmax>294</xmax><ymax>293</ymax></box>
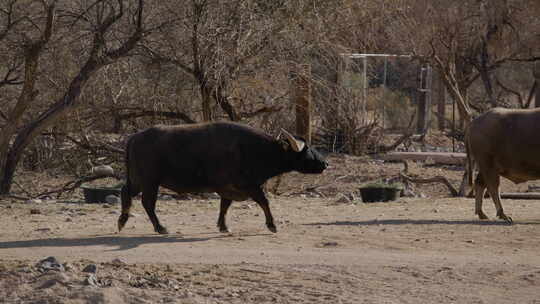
<box><xmin>484</xmin><ymin>173</ymin><xmax>513</xmax><ymax>224</ymax></box>
<box><xmin>474</xmin><ymin>174</ymin><xmax>488</xmax><ymax>220</ymax></box>
<box><xmin>217</xmin><ymin>198</ymin><xmax>233</xmax><ymax>233</ymax></box>
<box><xmin>141</xmin><ymin>184</ymin><xmax>169</xmax><ymax>234</ymax></box>
<box><xmin>248</xmin><ymin>188</ymin><xmax>277</xmax><ymax>233</ymax></box>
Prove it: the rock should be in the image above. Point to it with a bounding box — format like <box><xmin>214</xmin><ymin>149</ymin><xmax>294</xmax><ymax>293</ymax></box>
<box><xmin>160</xmin><ymin>194</ymin><xmax>174</xmax><ymax>201</ymax></box>
<box><xmin>203</xmin><ymin>192</ymin><xmax>219</xmax><ymax>199</ymax></box>
<box><xmin>322</xmin><ymin>241</ymin><xmax>339</xmax><ymax>247</ymax></box>
<box><xmin>111</xmin><ymin>258</ymin><xmax>126</xmax><ymax>265</ymax></box>
<box><xmin>26</xmin><ymin>199</ymin><xmax>42</xmax><ymax>204</ymax></box>
<box><xmin>91</xmin><ymin>165</ymin><xmax>114</xmax><ymax>176</ymax></box>
<box><xmin>105</xmin><ymin>195</ymin><xmax>120</xmax><ymax>204</ymax></box>
<box><xmin>18</xmin><ymin>267</ymin><xmax>32</xmax><ymax>273</ymax></box>
<box><xmin>35</xmin><ymin>227</ymin><xmax>51</xmax><ymax>233</ymax></box>
<box><xmin>82</xmin><ymin>264</ymin><xmax>98</xmax><ymax>274</ymax></box>
<box><xmin>85</xmin><ymin>274</ymin><xmax>100</xmax><ymax>287</ymax></box>
<box><xmin>401</xmin><ymin>188</ymin><xmax>416</xmax><ymax>197</ymax></box>
<box><xmin>335</xmin><ymin>194</ymin><xmax>351</xmax><ymax>204</ymax></box>
<box><xmin>37</xmin><ymin>256</ymin><xmax>65</xmax><ymax>272</ymax></box>
<box><xmin>36</xmin><ymin>272</ymin><xmax>70</xmax><ymax>289</ymax></box>
<box><xmin>30</xmin><ymin>209</ymin><xmax>41</xmax><ymax>215</ymax></box>
<box><xmin>63</xmin><ymin>263</ymin><xmax>73</xmax><ymax>271</ymax></box>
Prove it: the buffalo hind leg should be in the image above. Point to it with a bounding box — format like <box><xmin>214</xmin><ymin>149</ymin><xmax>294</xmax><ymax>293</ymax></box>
<box><xmin>217</xmin><ymin>198</ymin><xmax>233</xmax><ymax>233</ymax></box>
<box><xmin>484</xmin><ymin>173</ymin><xmax>512</xmax><ymax>224</ymax></box>
<box><xmin>474</xmin><ymin>174</ymin><xmax>488</xmax><ymax>220</ymax></box>
<box><xmin>248</xmin><ymin>188</ymin><xmax>277</xmax><ymax>233</ymax></box>
<box><xmin>118</xmin><ymin>181</ymin><xmax>139</xmax><ymax>232</ymax></box>
<box><xmin>142</xmin><ymin>184</ymin><xmax>169</xmax><ymax>234</ymax></box>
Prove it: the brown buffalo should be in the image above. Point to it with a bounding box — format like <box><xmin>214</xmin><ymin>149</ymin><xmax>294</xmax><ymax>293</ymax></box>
<box><xmin>466</xmin><ymin>107</ymin><xmax>540</xmax><ymax>223</ymax></box>
<box><xmin>118</xmin><ymin>122</ymin><xmax>328</xmax><ymax>234</ymax></box>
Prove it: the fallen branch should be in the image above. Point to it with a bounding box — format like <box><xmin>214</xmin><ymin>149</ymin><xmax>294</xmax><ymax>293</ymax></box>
<box><xmin>377</xmin><ymin>132</ymin><xmax>413</xmax><ymax>153</ymax></box>
<box><xmin>0</xmin><ymin>194</ymin><xmax>30</xmax><ymax>201</ymax></box>
<box><xmin>378</xmin><ymin>111</ymin><xmax>416</xmax><ymax>153</ymax></box>
<box><xmin>35</xmin><ymin>173</ymin><xmax>122</xmax><ymax>199</ymax></box>
<box><xmin>399</xmin><ymin>172</ymin><xmax>458</xmax><ymax>197</ymax></box>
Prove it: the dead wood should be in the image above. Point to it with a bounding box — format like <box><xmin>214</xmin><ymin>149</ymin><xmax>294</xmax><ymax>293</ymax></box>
<box><xmin>35</xmin><ymin>173</ymin><xmax>122</xmax><ymax>199</ymax></box>
<box><xmin>399</xmin><ymin>172</ymin><xmax>459</xmax><ymax>197</ymax></box>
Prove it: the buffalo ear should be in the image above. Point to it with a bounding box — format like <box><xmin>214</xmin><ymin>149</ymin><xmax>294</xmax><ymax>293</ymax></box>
<box><xmin>280</xmin><ymin>129</ymin><xmax>305</xmax><ymax>152</ymax></box>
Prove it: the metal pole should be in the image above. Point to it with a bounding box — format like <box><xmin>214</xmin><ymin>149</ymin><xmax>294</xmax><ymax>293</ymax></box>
<box><xmin>363</xmin><ymin>56</ymin><xmax>367</xmax><ymax>125</ymax></box>
<box><xmin>382</xmin><ymin>57</ymin><xmax>388</xmax><ymax>129</ymax></box>
<box><xmin>452</xmin><ymin>93</ymin><xmax>456</xmax><ymax>152</ymax></box>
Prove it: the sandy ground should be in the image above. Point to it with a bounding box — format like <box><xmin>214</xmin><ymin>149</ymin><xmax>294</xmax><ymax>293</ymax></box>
<box><xmin>1</xmin><ymin>193</ymin><xmax>540</xmax><ymax>303</ymax></box>
<box><xmin>1</xmin><ymin>153</ymin><xmax>540</xmax><ymax>303</ymax></box>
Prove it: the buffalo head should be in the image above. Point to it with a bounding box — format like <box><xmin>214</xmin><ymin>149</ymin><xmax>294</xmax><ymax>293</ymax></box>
<box><xmin>281</xmin><ymin>129</ymin><xmax>328</xmax><ymax>174</ymax></box>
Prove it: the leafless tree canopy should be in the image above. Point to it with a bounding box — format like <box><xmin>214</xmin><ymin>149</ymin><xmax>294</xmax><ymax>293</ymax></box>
<box><xmin>0</xmin><ymin>0</ymin><xmax>538</xmax><ymax>194</ymax></box>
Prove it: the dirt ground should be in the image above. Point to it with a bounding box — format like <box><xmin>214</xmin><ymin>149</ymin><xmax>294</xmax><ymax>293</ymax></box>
<box><xmin>1</xmin><ymin>146</ymin><xmax>540</xmax><ymax>303</ymax></box>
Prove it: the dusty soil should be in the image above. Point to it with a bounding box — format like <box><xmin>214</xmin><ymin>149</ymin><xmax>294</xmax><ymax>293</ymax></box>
<box><xmin>1</xmin><ymin>149</ymin><xmax>540</xmax><ymax>303</ymax></box>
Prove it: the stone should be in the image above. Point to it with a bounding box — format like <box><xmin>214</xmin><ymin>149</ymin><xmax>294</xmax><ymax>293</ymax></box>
<box><xmin>37</xmin><ymin>256</ymin><xmax>65</xmax><ymax>272</ymax></box>
<box><xmin>85</xmin><ymin>274</ymin><xmax>100</xmax><ymax>287</ymax></box>
<box><xmin>36</xmin><ymin>272</ymin><xmax>70</xmax><ymax>289</ymax></box>
<box><xmin>335</xmin><ymin>194</ymin><xmax>351</xmax><ymax>204</ymax></box>
<box><xmin>30</xmin><ymin>209</ymin><xmax>41</xmax><ymax>215</ymax></box>
<box><xmin>35</xmin><ymin>227</ymin><xmax>51</xmax><ymax>233</ymax></box>
<box><xmin>91</xmin><ymin>165</ymin><xmax>114</xmax><ymax>176</ymax></box>
<box><xmin>322</xmin><ymin>241</ymin><xmax>339</xmax><ymax>247</ymax></box>
<box><xmin>111</xmin><ymin>258</ymin><xmax>126</xmax><ymax>265</ymax></box>
<box><xmin>105</xmin><ymin>195</ymin><xmax>120</xmax><ymax>204</ymax></box>
<box><xmin>82</xmin><ymin>264</ymin><xmax>98</xmax><ymax>274</ymax></box>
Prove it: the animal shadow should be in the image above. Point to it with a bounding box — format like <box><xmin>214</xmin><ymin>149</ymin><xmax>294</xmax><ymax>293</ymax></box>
<box><xmin>305</xmin><ymin>218</ymin><xmax>540</xmax><ymax>227</ymax></box>
<box><xmin>0</xmin><ymin>234</ymin><xmax>215</xmax><ymax>252</ymax></box>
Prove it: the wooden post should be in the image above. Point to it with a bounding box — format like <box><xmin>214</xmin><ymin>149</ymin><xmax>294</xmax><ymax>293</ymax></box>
<box><xmin>292</xmin><ymin>64</ymin><xmax>312</xmax><ymax>144</ymax></box>
<box><xmin>534</xmin><ymin>61</ymin><xmax>540</xmax><ymax>108</ymax></box>
<box><xmin>436</xmin><ymin>71</ymin><xmax>446</xmax><ymax>131</ymax></box>
<box><xmin>416</xmin><ymin>64</ymin><xmax>432</xmax><ymax>134</ymax></box>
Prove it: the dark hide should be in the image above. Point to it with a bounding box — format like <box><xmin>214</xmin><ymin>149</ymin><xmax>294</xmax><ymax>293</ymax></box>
<box><xmin>118</xmin><ymin>122</ymin><xmax>328</xmax><ymax>234</ymax></box>
<box><xmin>466</xmin><ymin>107</ymin><xmax>540</xmax><ymax>223</ymax></box>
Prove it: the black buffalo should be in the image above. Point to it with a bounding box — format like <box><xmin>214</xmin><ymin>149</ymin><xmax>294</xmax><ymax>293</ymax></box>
<box><xmin>118</xmin><ymin>122</ymin><xmax>328</xmax><ymax>234</ymax></box>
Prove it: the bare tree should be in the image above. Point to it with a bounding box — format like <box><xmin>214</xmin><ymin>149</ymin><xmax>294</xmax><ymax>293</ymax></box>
<box><xmin>389</xmin><ymin>0</ymin><xmax>540</xmax><ymax>124</ymax></box>
<box><xmin>0</xmin><ymin>0</ymin><xmax>146</xmax><ymax>194</ymax></box>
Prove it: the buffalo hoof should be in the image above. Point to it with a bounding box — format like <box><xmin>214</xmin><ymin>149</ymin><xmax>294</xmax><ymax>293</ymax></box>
<box><xmin>267</xmin><ymin>225</ymin><xmax>277</xmax><ymax>233</ymax></box>
<box><xmin>219</xmin><ymin>227</ymin><xmax>231</xmax><ymax>233</ymax></box>
<box><xmin>476</xmin><ymin>211</ymin><xmax>489</xmax><ymax>220</ymax></box>
<box><xmin>156</xmin><ymin>226</ymin><xmax>169</xmax><ymax>234</ymax></box>
<box><xmin>500</xmin><ymin>214</ymin><xmax>513</xmax><ymax>224</ymax></box>
<box><xmin>117</xmin><ymin>213</ymin><xmax>129</xmax><ymax>232</ymax></box>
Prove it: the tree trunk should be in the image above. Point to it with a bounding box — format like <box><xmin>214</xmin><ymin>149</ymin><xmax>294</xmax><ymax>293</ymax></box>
<box><xmin>478</xmin><ymin>42</ymin><xmax>497</xmax><ymax>107</ymax></box>
<box><xmin>0</xmin><ymin>60</ymin><xmax>98</xmax><ymax>194</ymax></box>
<box><xmin>201</xmin><ymin>86</ymin><xmax>213</xmax><ymax>121</ymax></box>
<box><xmin>534</xmin><ymin>61</ymin><xmax>540</xmax><ymax>108</ymax></box>
<box><xmin>0</xmin><ymin>0</ymin><xmax>144</xmax><ymax>194</ymax></box>
<box><xmin>292</xmin><ymin>64</ymin><xmax>312</xmax><ymax>143</ymax></box>
<box><xmin>0</xmin><ymin>3</ymin><xmax>55</xmax><ymax>194</ymax></box>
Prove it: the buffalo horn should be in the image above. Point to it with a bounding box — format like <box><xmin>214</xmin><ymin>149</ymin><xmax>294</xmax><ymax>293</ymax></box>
<box><xmin>280</xmin><ymin>129</ymin><xmax>305</xmax><ymax>152</ymax></box>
